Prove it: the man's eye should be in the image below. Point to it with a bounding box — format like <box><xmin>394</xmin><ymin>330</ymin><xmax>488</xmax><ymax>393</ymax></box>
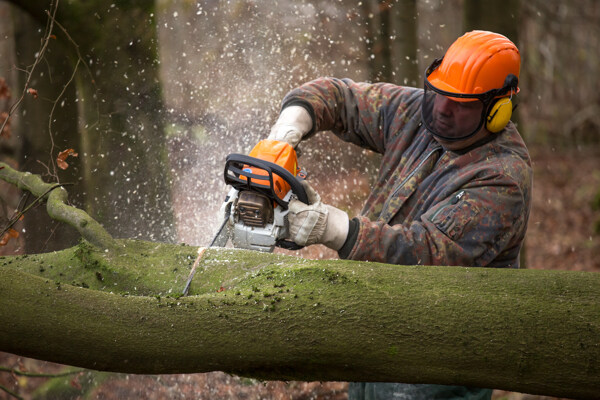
<box><xmin>459</xmin><ymin>101</ymin><xmax>480</xmax><ymax>110</ymax></box>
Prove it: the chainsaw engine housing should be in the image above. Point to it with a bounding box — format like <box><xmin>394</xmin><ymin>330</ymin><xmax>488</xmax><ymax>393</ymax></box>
<box><xmin>226</xmin><ymin>188</ymin><xmax>292</xmax><ymax>252</ymax></box>
<box><xmin>214</xmin><ymin>139</ymin><xmax>309</xmax><ymax>253</ymax></box>
<box><xmin>237</xmin><ymin>191</ymin><xmax>273</xmax><ymax>227</ymax></box>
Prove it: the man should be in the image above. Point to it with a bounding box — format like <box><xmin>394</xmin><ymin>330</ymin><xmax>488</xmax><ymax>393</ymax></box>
<box><xmin>269</xmin><ymin>31</ymin><xmax>532</xmax><ymax>399</ymax></box>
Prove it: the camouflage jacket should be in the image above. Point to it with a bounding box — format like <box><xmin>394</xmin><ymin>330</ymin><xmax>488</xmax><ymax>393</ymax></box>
<box><xmin>282</xmin><ymin>77</ymin><xmax>532</xmax><ymax>268</ymax></box>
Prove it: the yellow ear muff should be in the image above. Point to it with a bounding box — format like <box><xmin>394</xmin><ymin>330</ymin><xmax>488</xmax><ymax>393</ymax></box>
<box><xmin>486</xmin><ymin>97</ymin><xmax>513</xmax><ymax>133</ymax></box>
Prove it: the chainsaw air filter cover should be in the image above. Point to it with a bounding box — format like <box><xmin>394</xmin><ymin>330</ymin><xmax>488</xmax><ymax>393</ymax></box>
<box><xmin>237</xmin><ymin>191</ymin><xmax>273</xmax><ymax>227</ymax></box>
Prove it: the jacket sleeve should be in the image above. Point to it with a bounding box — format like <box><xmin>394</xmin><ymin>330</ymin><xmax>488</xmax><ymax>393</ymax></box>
<box><xmin>344</xmin><ymin>178</ymin><xmax>529</xmax><ymax>268</ymax></box>
<box><xmin>281</xmin><ymin>77</ymin><xmax>423</xmax><ymax>154</ymax></box>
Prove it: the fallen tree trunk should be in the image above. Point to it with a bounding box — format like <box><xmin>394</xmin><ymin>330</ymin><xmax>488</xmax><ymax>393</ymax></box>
<box><xmin>1</xmin><ymin>162</ymin><xmax>599</xmax><ymax>399</ymax></box>
<box><xmin>1</xmin><ymin>240</ymin><xmax>599</xmax><ymax>399</ymax></box>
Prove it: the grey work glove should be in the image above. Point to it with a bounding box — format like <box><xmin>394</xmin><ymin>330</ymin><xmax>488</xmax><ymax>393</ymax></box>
<box><xmin>287</xmin><ymin>181</ymin><xmax>349</xmax><ymax>251</ymax></box>
<box><xmin>268</xmin><ymin>105</ymin><xmax>312</xmax><ymax>148</ymax></box>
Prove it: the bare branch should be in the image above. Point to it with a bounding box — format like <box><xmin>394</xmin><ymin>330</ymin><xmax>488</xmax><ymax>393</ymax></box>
<box><xmin>0</xmin><ymin>162</ymin><xmax>116</xmax><ymax>250</ymax></box>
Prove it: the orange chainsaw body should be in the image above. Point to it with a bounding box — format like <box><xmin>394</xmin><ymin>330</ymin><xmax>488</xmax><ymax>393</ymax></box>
<box><xmin>219</xmin><ymin>139</ymin><xmax>309</xmax><ymax>252</ymax></box>
<box><xmin>243</xmin><ymin>139</ymin><xmax>299</xmax><ymax>200</ymax></box>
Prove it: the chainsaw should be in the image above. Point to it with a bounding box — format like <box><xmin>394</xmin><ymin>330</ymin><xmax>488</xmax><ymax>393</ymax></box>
<box><xmin>210</xmin><ymin>139</ymin><xmax>309</xmax><ymax>253</ymax></box>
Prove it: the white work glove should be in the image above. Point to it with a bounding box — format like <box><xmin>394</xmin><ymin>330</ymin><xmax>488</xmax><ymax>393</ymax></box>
<box><xmin>268</xmin><ymin>105</ymin><xmax>313</xmax><ymax>148</ymax></box>
<box><xmin>287</xmin><ymin>181</ymin><xmax>349</xmax><ymax>251</ymax></box>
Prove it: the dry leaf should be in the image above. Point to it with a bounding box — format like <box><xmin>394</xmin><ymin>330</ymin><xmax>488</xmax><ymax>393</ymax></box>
<box><xmin>57</xmin><ymin>148</ymin><xmax>79</xmax><ymax>170</ymax></box>
<box><xmin>0</xmin><ymin>228</ymin><xmax>19</xmax><ymax>247</ymax></box>
<box><xmin>27</xmin><ymin>87</ymin><xmax>38</xmax><ymax>99</ymax></box>
<box><xmin>0</xmin><ymin>77</ymin><xmax>9</xmax><ymax>98</ymax></box>
<box><xmin>0</xmin><ymin>112</ymin><xmax>11</xmax><ymax>139</ymax></box>
<box><xmin>70</xmin><ymin>375</ymin><xmax>82</xmax><ymax>390</ymax></box>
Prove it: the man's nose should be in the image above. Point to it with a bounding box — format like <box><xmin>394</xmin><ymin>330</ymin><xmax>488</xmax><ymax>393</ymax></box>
<box><xmin>436</xmin><ymin>95</ymin><xmax>455</xmax><ymax>115</ymax></box>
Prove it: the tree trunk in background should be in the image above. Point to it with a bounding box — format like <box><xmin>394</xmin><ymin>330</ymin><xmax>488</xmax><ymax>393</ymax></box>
<box><xmin>361</xmin><ymin>1</ymin><xmax>419</xmax><ymax>85</ymax></box>
<box><xmin>0</xmin><ymin>241</ymin><xmax>598</xmax><ymax>400</ymax></box>
<box><xmin>463</xmin><ymin>0</ymin><xmax>521</xmax><ymax>43</ymax></box>
<box><xmin>6</xmin><ymin>0</ymin><xmax>175</xmax><ymax>242</ymax></box>
<box><xmin>376</xmin><ymin>1</ymin><xmax>393</xmax><ymax>83</ymax></box>
<box><xmin>391</xmin><ymin>0</ymin><xmax>418</xmax><ymax>86</ymax></box>
<box><xmin>361</xmin><ymin>0</ymin><xmax>381</xmax><ymax>82</ymax></box>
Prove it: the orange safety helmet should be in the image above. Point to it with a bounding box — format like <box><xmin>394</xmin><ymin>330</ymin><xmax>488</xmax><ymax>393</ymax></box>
<box><xmin>427</xmin><ymin>30</ymin><xmax>520</xmax><ymax>96</ymax></box>
<box><xmin>422</xmin><ymin>31</ymin><xmax>521</xmax><ymax>141</ymax></box>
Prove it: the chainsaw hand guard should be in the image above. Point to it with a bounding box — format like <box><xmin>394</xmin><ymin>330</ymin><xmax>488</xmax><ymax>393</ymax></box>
<box><xmin>224</xmin><ymin>154</ymin><xmax>309</xmax><ymax>208</ymax></box>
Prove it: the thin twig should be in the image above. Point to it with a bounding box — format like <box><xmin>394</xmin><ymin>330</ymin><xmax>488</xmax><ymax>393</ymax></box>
<box><xmin>42</xmin><ymin>220</ymin><xmax>62</xmax><ymax>252</ymax></box>
<box><xmin>15</xmin><ymin>191</ymin><xmax>31</xmax><ymax>217</ymax></box>
<box><xmin>35</xmin><ymin>159</ymin><xmax>54</xmax><ymax>178</ymax></box>
<box><xmin>0</xmin><ymin>0</ymin><xmax>60</xmax><ymax>137</ymax></box>
<box><xmin>45</xmin><ymin>10</ymin><xmax>101</xmax><ymax>132</ymax></box>
<box><xmin>47</xmin><ymin>58</ymin><xmax>81</xmax><ymax>179</ymax></box>
<box><xmin>0</xmin><ymin>383</ymin><xmax>23</xmax><ymax>400</ymax></box>
<box><xmin>0</xmin><ymin>366</ymin><xmax>83</xmax><ymax>378</ymax></box>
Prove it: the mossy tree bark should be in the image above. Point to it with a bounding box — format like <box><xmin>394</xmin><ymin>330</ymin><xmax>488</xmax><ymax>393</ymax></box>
<box><xmin>5</xmin><ymin>0</ymin><xmax>175</xmax><ymax>242</ymax></box>
<box><xmin>1</xmin><ymin>241</ymin><xmax>599</xmax><ymax>400</ymax></box>
<box><xmin>1</xmin><ymin>163</ymin><xmax>599</xmax><ymax>400</ymax></box>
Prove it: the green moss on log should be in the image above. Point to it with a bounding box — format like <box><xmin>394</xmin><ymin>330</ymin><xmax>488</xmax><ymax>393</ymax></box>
<box><xmin>1</xmin><ymin>243</ymin><xmax>599</xmax><ymax>399</ymax></box>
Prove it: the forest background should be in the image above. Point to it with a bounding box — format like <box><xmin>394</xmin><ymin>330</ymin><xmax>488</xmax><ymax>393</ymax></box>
<box><xmin>0</xmin><ymin>0</ymin><xmax>599</xmax><ymax>399</ymax></box>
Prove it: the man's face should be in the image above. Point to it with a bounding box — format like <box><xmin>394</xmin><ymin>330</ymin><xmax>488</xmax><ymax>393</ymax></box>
<box><xmin>431</xmin><ymin>95</ymin><xmax>484</xmax><ymax>140</ymax></box>
<box><xmin>422</xmin><ymin>85</ymin><xmax>495</xmax><ymax>151</ymax></box>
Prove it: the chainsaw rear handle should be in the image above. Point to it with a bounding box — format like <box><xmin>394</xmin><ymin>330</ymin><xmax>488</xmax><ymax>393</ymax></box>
<box><xmin>276</xmin><ymin>239</ymin><xmax>303</xmax><ymax>251</ymax></box>
<box><xmin>224</xmin><ymin>154</ymin><xmax>309</xmax><ymax>208</ymax></box>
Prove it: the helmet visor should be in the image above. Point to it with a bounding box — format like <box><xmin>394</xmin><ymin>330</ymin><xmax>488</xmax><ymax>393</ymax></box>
<box><xmin>422</xmin><ymin>80</ymin><xmax>487</xmax><ymax>142</ymax></box>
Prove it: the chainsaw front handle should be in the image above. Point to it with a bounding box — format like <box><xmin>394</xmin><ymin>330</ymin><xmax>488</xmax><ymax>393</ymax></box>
<box><xmin>224</xmin><ymin>154</ymin><xmax>309</xmax><ymax>208</ymax></box>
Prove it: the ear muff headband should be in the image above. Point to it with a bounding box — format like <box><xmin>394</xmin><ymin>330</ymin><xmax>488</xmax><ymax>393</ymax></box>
<box><xmin>486</xmin><ymin>97</ymin><xmax>512</xmax><ymax>133</ymax></box>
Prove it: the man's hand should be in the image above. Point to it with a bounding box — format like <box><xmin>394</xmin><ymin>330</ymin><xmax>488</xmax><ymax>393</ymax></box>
<box><xmin>287</xmin><ymin>181</ymin><xmax>349</xmax><ymax>251</ymax></box>
<box><xmin>268</xmin><ymin>105</ymin><xmax>312</xmax><ymax>148</ymax></box>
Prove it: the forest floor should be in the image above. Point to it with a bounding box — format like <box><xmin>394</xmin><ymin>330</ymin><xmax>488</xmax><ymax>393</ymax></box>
<box><xmin>1</xmin><ymin>145</ymin><xmax>599</xmax><ymax>400</ymax></box>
